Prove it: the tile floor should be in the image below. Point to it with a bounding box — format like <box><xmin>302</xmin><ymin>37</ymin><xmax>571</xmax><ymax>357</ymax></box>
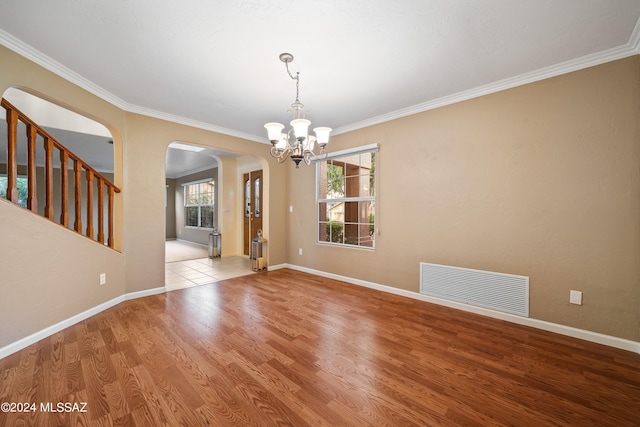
<box><xmin>165</xmin><ymin>256</ymin><xmax>254</xmax><ymax>291</ymax></box>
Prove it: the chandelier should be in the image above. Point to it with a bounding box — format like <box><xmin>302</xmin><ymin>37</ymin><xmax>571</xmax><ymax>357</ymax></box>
<box><xmin>264</xmin><ymin>53</ymin><xmax>332</xmax><ymax>168</ymax></box>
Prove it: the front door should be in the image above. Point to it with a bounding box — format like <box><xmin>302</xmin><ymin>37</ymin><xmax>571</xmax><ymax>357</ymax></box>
<box><xmin>243</xmin><ymin>169</ymin><xmax>263</xmax><ymax>255</ymax></box>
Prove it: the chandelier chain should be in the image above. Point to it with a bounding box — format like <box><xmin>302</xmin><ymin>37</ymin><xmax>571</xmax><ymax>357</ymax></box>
<box><xmin>295</xmin><ymin>74</ymin><xmax>299</xmax><ymax>103</ymax></box>
<box><xmin>284</xmin><ymin>60</ymin><xmax>301</xmax><ymax>103</ymax></box>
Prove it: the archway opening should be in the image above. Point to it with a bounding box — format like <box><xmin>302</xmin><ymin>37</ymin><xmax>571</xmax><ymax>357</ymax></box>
<box><xmin>164</xmin><ymin>141</ymin><xmax>259</xmax><ymax>290</ymax></box>
<box><xmin>0</xmin><ymin>87</ymin><xmax>117</xmax><ymax>246</ymax></box>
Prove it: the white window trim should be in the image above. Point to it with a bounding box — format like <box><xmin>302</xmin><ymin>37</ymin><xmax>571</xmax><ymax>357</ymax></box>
<box><xmin>315</xmin><ymin>144</ymin><xmax>378</xmax><ymax>250</ymax></box>
<box><xmin>311</xmin><ymin>143</ymin><xmax>379</xmax><ymax>163</ymax></box>
<box><xmin>0</xmin><ymin>174</ymin><xmax>29</xmax><ymax>208</ymax></box>
<box><xmin>181</xmin><ymin>178</ymin><xmax>213</xmax><ymax>186</ymax></box>
<box><xmin>183</xmin><ymin>178</ymin><xmax>215</xmax><ymax>229</ymax></box>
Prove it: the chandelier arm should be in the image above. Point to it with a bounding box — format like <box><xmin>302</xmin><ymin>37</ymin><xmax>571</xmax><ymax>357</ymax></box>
<box><xmin>303</xmin><ymin>150</ymin><xmax>314</xmax><ymax>165</ymax></box>
<box><xmin>270</xmin><ymin>146</ymin><xmax>282</xmax><ymax>157</ymax></box>
<box><xmin>271</xmin><ymin>146</ymin><xmax>292</xmax><ymax>163</ymax></box>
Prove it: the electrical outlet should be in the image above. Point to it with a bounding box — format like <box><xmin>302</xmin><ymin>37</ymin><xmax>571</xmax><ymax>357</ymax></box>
<box><xmin>289</xmin><ymin>205</ymin><xmax>293</xmax><ymax>212</ymax></box>
<box><xmin>100</xmin><ymin>273</ymin><xmax>107</xmax><ymax>285</ymax></box>
<box><xmin>299</xmin><ymin>248</ymin><xmax>303</xmax><ymax>256</ymax></box>
<box><xmin>569</xmin><ymin>290</ymin><xmax>582</xmax><ymax>305</ymax></box>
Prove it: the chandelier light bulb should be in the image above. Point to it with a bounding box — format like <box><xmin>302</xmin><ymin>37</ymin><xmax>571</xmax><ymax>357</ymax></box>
<box><xmin>313</xmin><ymin>127</ymin><xmax>332</xmax><ymax>147</ymax></box>
<box><xmin>291</xmin><ymin>119</ymin><xmax>311</xmax><ymax>140</ymax></box>
<box><xmin>276</xmin><ymin>133</ymin><xmax>287</xmax><ymax>150</ymax></box>
<box><xmin>264</xmin><ymin>122</ymin><xmax>284</xmax><ymax>142</ymax></box>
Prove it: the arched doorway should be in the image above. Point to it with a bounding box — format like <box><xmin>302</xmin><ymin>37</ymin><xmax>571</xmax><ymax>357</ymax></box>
<box><xmin>164</xmin><ymin>141</ymin><xmax>257</xmax><ymax>290</ymax></box>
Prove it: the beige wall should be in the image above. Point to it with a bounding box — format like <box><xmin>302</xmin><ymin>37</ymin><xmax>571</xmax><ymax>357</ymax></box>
<box><xmin>0</xmin><ymin>199</ymin><xmax>126</xmax><ymax>346</ymax></box>
<box><xmin>0</xmin><ymin>45</ymin><xmax>288</xmax><ymax>348</ymax></box>
<box><xmin>1</xmin><ymin>43</ymin><xmax>638</xmax><ymax>348</ymax></box>
<box><xmin>288</xmin><ymin>56</ymin><xmax>640</xmax><ymax>342</ymax></box>
<box><xmin>165</xmin><ymin>178</ymin><xmax>177</xmax><ymax>239</ymax></box>
<box><xmin>220</xmin><ymin>157</ymin><xmax>240</xmax><ymax>256</ymax></box>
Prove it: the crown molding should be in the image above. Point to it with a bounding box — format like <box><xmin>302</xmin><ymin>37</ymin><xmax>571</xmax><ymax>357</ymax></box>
<box><xmin>3</xmin><ymin>21</ymin><xmax>639</xmax><ymax>142</ymax></box>
<box><xmin>0</xmin><ymin>29</ymin><xmax>127</xmax><ymax>108</ymax></box>
<box><xmin>0</xmin><ymin>28</ymin><xmax>265</xmax><ymax>143</ymax></box>
<box><xmin>333</xmin><ymin>17</ymin><xmax>640</xmax><ymax>136</ymax></box>
<box><xmin>124</xmin><ymin>103</ymin><xmax>266</xmax><ymax>143</ymax></box>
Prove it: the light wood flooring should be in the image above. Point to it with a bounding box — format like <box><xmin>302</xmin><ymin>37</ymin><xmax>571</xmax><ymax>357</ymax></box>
<box><xmin>1</xmin><ymin>269</ymin><xmax>639</xmax><ymax>426</ymax></box>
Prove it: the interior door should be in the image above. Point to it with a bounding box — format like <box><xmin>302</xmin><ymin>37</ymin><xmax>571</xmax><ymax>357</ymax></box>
<box><xmin>243</xmin><ymin>169</ymin><xmax>263</xmax><ymax>255</ymax></box>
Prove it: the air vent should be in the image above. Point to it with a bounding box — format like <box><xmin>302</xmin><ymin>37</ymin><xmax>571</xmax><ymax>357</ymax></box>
<box><xmin>420</xmin><ymin>262</ymin><xmax>529</xmax><ymax>317</ymax></box>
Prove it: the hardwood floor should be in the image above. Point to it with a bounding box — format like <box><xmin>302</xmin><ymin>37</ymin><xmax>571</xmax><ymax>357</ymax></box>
<box><xmin>1</xmin><ymin>269</ymin><xmax>639</xmax><ymax>426</ymax></box>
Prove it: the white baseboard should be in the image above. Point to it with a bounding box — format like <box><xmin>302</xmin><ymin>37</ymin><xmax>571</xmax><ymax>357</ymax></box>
<box><xmin>0</xmin><ymin>286</ymin><xmax>166</xmax><ymax>360</ymax></box>
<box><xmin>4</xmin><ymin>265</ymin><xmax>637</xmax><ymax>358</ymax></box>
<box><xmin>284</xmin><ymin>264</ymin><xmax>640</xmax><ymax>355</ymax></box>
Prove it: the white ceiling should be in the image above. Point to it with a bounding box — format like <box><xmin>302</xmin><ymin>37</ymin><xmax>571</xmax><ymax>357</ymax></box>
<box><xmin>1</xmin><ymin>1</ymin><xmax>639</xmax><ymax>145</ymax></box>
<box><xmin>165</xmin><ymin>143</ymin><xmax>242</xmax><ymax>179</ymax></box>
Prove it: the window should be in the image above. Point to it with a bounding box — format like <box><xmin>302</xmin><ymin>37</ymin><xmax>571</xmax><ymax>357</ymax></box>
<box><xmin>183</xmin><ymin>179</ymin><xmax>215</xmax><ymax>229</ymax></box>
<box><xmin>317</xmin><ymin>144</ymin><xmax>377</xmax><ymax>248</ymax></box>
<box><xmin>0</xmin><ymin>175</ymin><xmax>28</xmax><ymax>208</ymax></box>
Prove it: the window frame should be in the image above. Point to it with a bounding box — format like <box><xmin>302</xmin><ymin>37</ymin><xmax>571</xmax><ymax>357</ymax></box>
<box><xmin>315</xmin><ymin>143</ymin><xmax>378</xmax><ymax>250</ymax></box>
<box><xmin>182</xmin><ymin>178</ymin><xmax>215</xmax><ymax>230</ymax></box>
<box><xmin>0</xmin><ymin>174</ymin><xmax>29</xmax><ymax>208</ymax></box>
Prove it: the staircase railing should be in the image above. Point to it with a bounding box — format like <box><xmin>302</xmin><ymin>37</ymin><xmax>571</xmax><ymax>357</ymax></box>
<box><xmin>1</xmin><ymin>98</ymin><xmax>120</xmax><ymax>249</ymax></box>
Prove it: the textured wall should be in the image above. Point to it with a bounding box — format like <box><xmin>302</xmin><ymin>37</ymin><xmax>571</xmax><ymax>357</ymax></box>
<box><xmin>165</xmin><ymin>178</ymin><xmax>177</xmax><ymax>239</ymax></box>
<box><xmin>2</xmin><ymin>42</ymin><xmax>638</xmax><ymax>348</ymax></box>
<box><xmin>287</xmin><ymin>56</ymin><xmax>640</xmax><ymax>341</ymax></box>
<box><xmin>0</xmin><ymin>45</ymin><xmax>287</xmax><ymax>349</ymax></box>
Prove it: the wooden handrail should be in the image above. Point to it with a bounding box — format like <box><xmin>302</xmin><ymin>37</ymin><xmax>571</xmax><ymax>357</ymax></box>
<box><xmin>1</xmin><ymin>97</ymin><xmax>121</xmax><ymax>249</ymax></box>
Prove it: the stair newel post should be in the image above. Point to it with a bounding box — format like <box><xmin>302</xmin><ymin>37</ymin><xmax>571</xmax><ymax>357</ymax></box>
<box><xmin>26</xmin><ymin>123</ymin><xmax>38</xmax><ymax>212</ymax></box>
<box><xmin>5</xmin><ymin>107</ymin><xmax>19</xmax><ymax>204</ymax></box>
